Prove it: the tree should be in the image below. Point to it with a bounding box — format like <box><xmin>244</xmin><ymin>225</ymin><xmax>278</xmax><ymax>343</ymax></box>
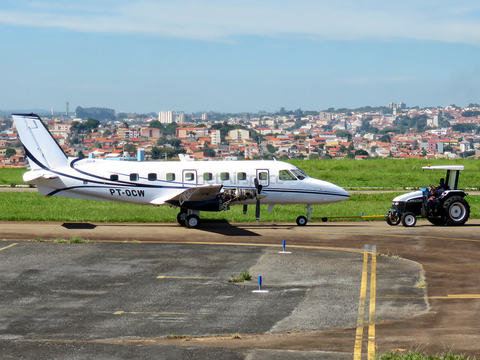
<box><xmin>116</xmin><ymin>113</ymin><xmax>129</xmax><ymax>121</ymax></box>
<box><xmin>335</xmin><ymin>129</ymin><xmax>352</xmax><ymax>141</ymax></box>
<box><xmin>355</xmin><ymin>149</ymin><xmax>369</xmax><ymax>156</ymax></box>
<box><xmin>380</xmin><ymin>134</ymin><xmax>391</xmax><ymax>143</ymax></box>
<box><xmin>164</xmin><ymin>122</ymin><xmax>179</xmax><ymax>136</ymax></box>
<box><xmin>168</xmin><ymin>138</ymin><xmax>182</xmax><ymax>148</ymax></box>
<box><xmin>452</xmin><ymin>123</ymin><xmax>477</xmax><ymax>133</ymax></box>
<box><xmin>150</xmin><ymin>147</ymin><xmax>162</xmax><ymax>160</ymax></box>
<box><xmin>149</xmin><ymin>120</ymin><xmax>163</xmax><ymax>129</ymax></box>
<box><xmin>124</xmin><ymin>144</ymin><xmax>136</xmax><ymax>153</ymax></box>
<box><xmin>84</xmin><ymin>118</ymin><xmax>100</xmax><ymax>132</ymax></box>
<box><xmin>360</xmin><ymin>119</ymin><xmax>370</xmax><ymax>132</ymax></box>
<box><xmin>444</xmin><ymin>145</ymin><xmax>453</xmax><ymax>153</ymax></box>
<box><xmin>77</xmin><ymin>150</ymin><xmax>85</xmax><ymax>158</ymax></box>
<box><xmin>440</xmin><ymin>120</ymin><xmax>450</xmax><ymax>128</ymax></box>
<box><xmin>266</xmin><ymin>144</ymin><xmax>276</xmax><ymax>154</ymax></box>
<box><xmin>156</xmin><ymin>137</ymin><xmax>167</xmax><ymax>146</ymax></box>
<box><xmin>5</xmin><ymin>148</ymin><xmax>16</xmax><ymax>157</ymax></box>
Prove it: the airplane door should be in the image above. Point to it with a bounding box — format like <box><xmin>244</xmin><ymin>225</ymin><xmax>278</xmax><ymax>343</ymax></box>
<box><xmin>256</xmin><ymin>169</ymin><xmax>269</xmax><ymax>187</ymax></box>
<box><xmin>182</xmin><ymin>170</ymin><xmax>198</xmax><ymax>186</ymax></box>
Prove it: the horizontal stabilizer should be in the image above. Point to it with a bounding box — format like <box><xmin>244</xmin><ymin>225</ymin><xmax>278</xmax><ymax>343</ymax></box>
<box><xmin>150</xmin><ymin>184</ymin><xmax>223</xmax><ymax>206</ymax></box>
<box><xmin>23</xmin><ymin>170</ymin><xmax>59</xmax><ymax>182</ymax></box>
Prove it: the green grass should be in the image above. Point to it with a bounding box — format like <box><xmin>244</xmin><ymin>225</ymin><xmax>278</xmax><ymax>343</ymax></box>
<box><xmin>228</xmin><ymin>270</ymin><xmax>252</xmax><ymax>283</ymax></box>
<box><xmin>1</xmin><ymin>192</ymin><xmax>479</xmax><ymax>223</ymax></box>
<box><xmin>0</xmin><ymin>168</ymin><xmax>28</xmax><ymax>186</ymax></box>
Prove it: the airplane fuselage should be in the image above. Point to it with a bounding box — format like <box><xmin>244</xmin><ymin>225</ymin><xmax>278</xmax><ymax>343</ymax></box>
<box><xmin>26</xmin><ymin>157</ymin><xmax>350</xmax><ymax>210</ymax></box>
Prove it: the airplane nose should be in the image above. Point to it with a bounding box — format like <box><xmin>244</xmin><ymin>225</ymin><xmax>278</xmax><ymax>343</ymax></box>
<box><xmin>337</xmin><ymin>185</ymin><xmax>350</xmax><ymax>198</ymax></box>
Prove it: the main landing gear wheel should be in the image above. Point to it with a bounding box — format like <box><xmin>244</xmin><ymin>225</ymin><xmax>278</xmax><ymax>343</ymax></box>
<box><xmin>296</xmin><ymin>215</ymin><xmax>307</xmax><ymax>226</ymax></box>
<box><xmin>443</xmin><ymin>196</ymin><xmax>470</xmax><ymax>226</ymax></box>
<box><xmin>185</xmin><ymin>214</ymin><xmax>201</xmax><ymax>229</ymax></box>
<box><xmin>401</xmin><ymin>212</ymin><xmax>417</xmax><ymax>227</ymax></box>
<box><xmin>177</xmin><ymin>210</ymin><xmax>187</xmax><ymax>226</ymax></box>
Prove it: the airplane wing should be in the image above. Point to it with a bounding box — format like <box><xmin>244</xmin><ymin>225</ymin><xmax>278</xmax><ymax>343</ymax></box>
<box><xmin>150</xmin><ymin>184</ymin><xmax>223</xmax><ymax>205</ymax></box>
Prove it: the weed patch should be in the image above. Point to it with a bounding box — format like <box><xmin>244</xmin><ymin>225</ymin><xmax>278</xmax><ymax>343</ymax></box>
<box><xmin>228</xmin><ymin>270</ymin><xmax>252</xmax><ymax>283</ymax></box>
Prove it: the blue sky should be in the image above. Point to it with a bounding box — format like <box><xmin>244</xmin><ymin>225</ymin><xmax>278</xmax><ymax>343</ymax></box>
<box><xmin>2</xmin><ymin>0</ymin><xmax>480</xmax><ymax>113</ymax></box>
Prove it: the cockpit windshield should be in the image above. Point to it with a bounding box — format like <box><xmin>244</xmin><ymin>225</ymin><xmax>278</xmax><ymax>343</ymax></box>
<box><xmin>291</xmin><ymin>168</ymin><xmax>308</xmax><ymax>180</ymax></box>
<box><xmin>279</xmin><ymin>170</ymin><xmax>297</xmax><ymax>180</ymax></box>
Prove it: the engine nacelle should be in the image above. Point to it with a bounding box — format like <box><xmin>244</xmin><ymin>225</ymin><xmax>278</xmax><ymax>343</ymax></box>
<box><xmin>221</xmin><ymin>188</ymin><xmax>257</xmax><ymax>205</ymax></box>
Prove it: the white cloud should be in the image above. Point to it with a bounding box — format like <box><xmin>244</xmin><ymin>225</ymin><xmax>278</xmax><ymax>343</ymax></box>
<box><xmin>2</xmin><ymin>0</ymin><xmax>480</xmax><ymax>45</ymax></box>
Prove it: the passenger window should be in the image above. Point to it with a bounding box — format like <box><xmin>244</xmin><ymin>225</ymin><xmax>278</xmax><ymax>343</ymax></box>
<box><xmin>259</xmin><ymin>172</ymin><xmax>268</xmax><ymax>180</ymax></box>
<box><xmin>237</xmin><ymin>172</ymin><xmax>246</xmax><ymax>181</ymax></box>
<box><xmin>167</xmin><ymin>173</ymin><xmax>175</xmax><ymax>181</ymax></box>
<box><xmin>221</xmin><ymin>172</ymin><xmax>230</xmax><ymax>181</ymax></box>
<box><xmin>279</xmin><ymin>170</ymin><xmax>296</xmax><ymax>180</ymax></box>
<box><xmin>110</xmin><ymin>174</ymin><xmax>119</xmax><ymax>181</ymax></box>
<box><xmin>130</xmin><ymin>173</ymin><xmax>139</xmax><ymax>181</ymax></box>
<box><xmin>185</xmin><ymin>173</ymin><xmax>194</xmax><ymax>181</ymax></box>
<box><xmin>148</xmin><ymin>173</ymin><xmax>157</xmax><ymax>181</ymax></box>
<box><xmin>204</xmin><ymin>173</ymin><xmax>213</xmax><ymax>181</ymax></box>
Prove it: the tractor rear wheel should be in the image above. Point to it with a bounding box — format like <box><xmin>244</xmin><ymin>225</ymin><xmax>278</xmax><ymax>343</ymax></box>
<box><xmin>443</xmin><ymin>196</ymin><xmax>470</xmax><ymax>226</ymax></box>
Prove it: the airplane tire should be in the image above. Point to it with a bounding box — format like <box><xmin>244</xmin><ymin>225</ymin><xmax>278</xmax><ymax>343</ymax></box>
<box><xmin>401</xmin><ymin>212</ymin><xmax>417</xmax><ymax>227</ymax></box>
<box><xmin>185</xmin><ymin>214</ymin><xmax>201</xmax><ymax>229</ymax></box>
<box><xmin>177</xmin><ymin>211</ymin><xmax>187</xmax><ymax>226</ymax></box>
<box><xmin>296</xmin><ymin>216</ymin><xmax>307</xmax><ymax>226</ymax></box>
<box><xmin>443</xmin><ymin>196</ymin><xmax>470</xmax><ymax>226</ymax></box>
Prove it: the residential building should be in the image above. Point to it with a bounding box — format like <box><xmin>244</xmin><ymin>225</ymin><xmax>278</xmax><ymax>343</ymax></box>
<box><xmin>228</xmin><ymin>129</ymin><xmax>250</xmax><ymax>141</ymax></box>
<box><xmin>210</xmin><ymin>130</ymin><xmax>221</xmax><ymax>145</ymax></box>
<box><xmin>159</xmin><ymin>111</ymin><xmax>176</xmax><ymax>124</ymax></box>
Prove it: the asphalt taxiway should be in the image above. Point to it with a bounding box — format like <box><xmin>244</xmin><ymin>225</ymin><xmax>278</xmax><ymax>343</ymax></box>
<box><xmin>1</xmin><ymin>220</ymin><xmax>480</xmax><ymax>359</ymax></box>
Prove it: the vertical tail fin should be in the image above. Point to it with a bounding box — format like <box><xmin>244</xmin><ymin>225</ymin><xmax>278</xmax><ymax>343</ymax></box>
<box><xmin>12</xmin><ymin>113</ymin><xmax>68</xmax><ymax>170</ymax></box>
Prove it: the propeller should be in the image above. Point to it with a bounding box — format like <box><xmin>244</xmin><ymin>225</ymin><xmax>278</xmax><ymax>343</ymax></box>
<box><xmin>254</xmin><ymin>178</ymin><xmax>263</xmax><ymax>222</ymax></box>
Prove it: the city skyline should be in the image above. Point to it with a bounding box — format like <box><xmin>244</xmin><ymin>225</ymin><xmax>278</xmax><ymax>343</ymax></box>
<box><xmin>2</xmin><ymin>1</ymin><xmax>480</xmax><ymax>113</ymax></box>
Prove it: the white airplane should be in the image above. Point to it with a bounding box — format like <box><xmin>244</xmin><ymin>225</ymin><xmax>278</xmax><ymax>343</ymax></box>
<box><xmin>12</xmin><ymin>113</ymin><xmax>350</xmax><ymax>228</ymax></box>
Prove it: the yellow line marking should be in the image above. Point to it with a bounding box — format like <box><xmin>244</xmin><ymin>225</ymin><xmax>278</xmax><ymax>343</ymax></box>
<box><xmin>0</xmin><ymin>243</ymin><xmax>17</xmax><ymax>252</ymax></box>
<box><xmin>368</xmin><ymin>253</ymin><xmax>376</xmax><ymax>360</ymax></box>
<box><xmin>354</xmin><ymin>252</ymin><xmax>369</xmax><ymax>360</ymax></box>
<box><xmin>157</xmin><ymin>276</ymin><xmax>220</xmax><ymax>279</ymax></box>
<box><xmin>442</xmin><ymin>294</ymin><xmax>480</xmax><ymax>299</ymax></box>
<box><xmin>114</xmin><ymin>311</ymin><xmax>188</xmax><ymax>315</ymax></box>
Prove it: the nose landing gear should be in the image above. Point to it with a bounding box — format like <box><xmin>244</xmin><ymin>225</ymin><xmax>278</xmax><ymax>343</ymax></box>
<box><xmin>296</xmin><ymin>204</ymin><xmax>312</xmax><ymax>226</ymax></box>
